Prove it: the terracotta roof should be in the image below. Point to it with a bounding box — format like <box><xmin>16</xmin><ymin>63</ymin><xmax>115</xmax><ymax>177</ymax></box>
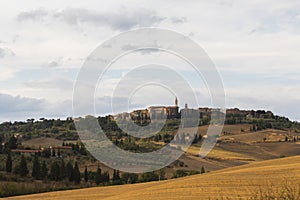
<box><xmin>52</xmin><ymin>146</ymin><xmax>72</xmax><ymax>149</ymax></box>
<box><xmin>11</xmin><ymin>149</ymin><xmax>41</xmax><ymax>153</ymax></box>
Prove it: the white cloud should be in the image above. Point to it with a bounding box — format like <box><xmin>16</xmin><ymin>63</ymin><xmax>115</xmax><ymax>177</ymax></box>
<box><xmin>0</xmin><ymin>0</ymin><xmax>299</xmax><ymax>121</ymax></box>
<box><xmin>17</xmin><ymin>7</ymin><xmax>170</xmax><ymax>31</ymax></box>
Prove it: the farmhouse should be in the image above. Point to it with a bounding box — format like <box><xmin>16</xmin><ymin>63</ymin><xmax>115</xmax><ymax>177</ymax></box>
<box><xmin>11</xmin><ymin>149</ymin><xmax>42</xmax><ymax>156</ymax></box>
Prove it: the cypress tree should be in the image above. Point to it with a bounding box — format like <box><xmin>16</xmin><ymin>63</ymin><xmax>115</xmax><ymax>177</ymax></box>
<box><xmin>8</xmin><ymin>136</ymin><xmax>17</xmax><ymax>149</ymax></box>
<box><xmin>201</xmin><ymin>166</ymin><xmax>206</xmax><ymax>174</ymax></box>
<box><xmin>73</xmin><ymin>161</ymin><xmax>81</xmax><ymax>183</ymax></box>
<box><xmin>104</xmin><ymin>171</ymin><xmax>110</xmax><ymax>183</ymax></box>
<box><xmin>6</xmin><ymin>153</ymin><xmax>12</xmax><ymax>173</ymax></box>
<box><xmin>0</xmin><ymin>135</ymin><xmax>3</xmax><ymax>153</ymax></box>
<box><xmin>59</xmin><ymin>160</ymin><xmax>66</xmax><ymax>180</ymax></box>
<box><xmin>84</xmin><ymin>166</ymin><xmax>88</xmax><ymax>182</ymax></box>
<box><xmin>52</xmin><ymin>149</ymin><xmax>56</xmax><ymax>157</ymax></box>
<box><xmin>112</xmin><ymin>169</ymin><xmax>121</xmax><ymax>184</ymax></box>
<box><xmin>57</xmin><ymin>149</ymin><xmax>61</xmax><ymax>158</ymax></box>
<box><xmin>32</xmin><ymin>156</ymin><xmax>40</xmax><ymax>179</ymax></box>
<box><xmin>50</xmin><ymin>161</ymin><xmax>60</xmax><ymax>181</ymax></box>
<box><xmin>94</xmin><ymin>166</ymin><xmax>101</xmax><ymax>185</ymax></box>
<box><xmin>41</xmin><ymin>160</ymin><xmax>48</xmax><ymax>180</ymax></box>
<box><xmin>18</xmin><ymin>155</ymin><xmax>29</xmax><ymax>177</ymax></box>
<box><xmin>66</xmin><ymin>161</ymin><xmax>73</xmax><ymax>182</ymax></box>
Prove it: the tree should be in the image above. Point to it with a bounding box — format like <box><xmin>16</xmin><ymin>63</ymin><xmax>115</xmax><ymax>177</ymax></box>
<box><xmin>158</xmin><ymin>169</ymin><xmax>165</xmax><ymax>181</ymax></box>
<box><xmin>42</xmin><ymin>148</ymin><xmax>51</xmax><ymax>158</ymax></box>
<box><xmin>60</xmin><ymin>160</ymin><xmax>66</xmax><ymax>180</ymax></box>
<box><xmin>201</xmin><ymin>166</ymin><xmax>206</xmax><ymax>174</ymax></box>
<box><xmin>41</xmin><ymin>160</ymin><xmax>48</xmax><ymax>180</ymax></box>
<box><xmin>94</xmin><ymin>166</ymin><xmax>101</xmax><ymax>185</ymax></box>
<box><xmin>252</xmin><ymin>125</ymin><xmax>256</xmax><ymax>132</ymax></box>
<box><xmin>84</xmin><ymin>166</ymin><xmax>88</xmax><ymax>182</ymax></box>
<box><xmin>0</xmin><ymin>135</ymin><xmax>3</xmax><ymax>153</ymax></box>
<box><xmin>112</xmin><ymin>169</ymin><xmax>121</xmax><ymax>184</ymax></box>
<box><xmin>102</xmin><ymin>171</ymin><xmax>110</xmax><ymax>184</ymax></box>
<box><xmin>57</xmin><ymin>149</ymin><xmax>61</xmax><ymax>158</ymax></box>
<box><xmin>121</xmin><ymin>173</ymin><xmax>138</xmax><ymax>184</ymax></box>
<box><xmin>6</xmin><ymin>153</ymin><xmax>12</xmax><ymax>173</ymax></box>
<box><xmin>73</xmin><ymin>162</ymin><xmax>81</xmax><ymax>184</ymax></box>
<box><xmin>32</xmin><ymin>156</ymin><xmax>40</xmax><ymax>179</ymax></box>
<box><xmin>172</xmin><ymin>170</ymin><xmax>188</xmax><ymax>178</ymax></box>
<box><xmin>66</xmin><ymin>161</ymin><xmax>73</xmax><ymax>182</ymax></box>
<box><xmin>52</xmin><ymin>149</ymin><xmax>56</xmax><ymax>157</ymax></box>
<box><xmin>8</xmin><ymin>136</ymin><xmax>17</xmax><ymax>149</ymax></box>
<box><xmin>19</xmin><ymin>155</ymin><xmax>29</xmax><ymax>177</ymax></box>
<box><xmin>50</xmin><ymin>161</ymin><xmax>60</xmax><ymax>181</ymax></box>
<box><xmin>139</xmin><ymin>172</ymin><xmax>159</xmax><ymax>182</ymax></box>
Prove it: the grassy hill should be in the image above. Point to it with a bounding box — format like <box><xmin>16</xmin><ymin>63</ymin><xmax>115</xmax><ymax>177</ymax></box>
<box><xmin>1</xmin><ymin>111</ymin><xmax>300</xmax><ymax>198</ymax></box>
<box><xmin>10</xmin><ymin>155</ymin><xmax>300</xmax><ymax>200</ymax></box>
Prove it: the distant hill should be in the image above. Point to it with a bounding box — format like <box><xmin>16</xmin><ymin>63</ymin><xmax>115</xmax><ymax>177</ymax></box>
<box><xmin>1</xmin><ymin>108</ymin><xmax>300</xmax><ymax>198</ymax></box>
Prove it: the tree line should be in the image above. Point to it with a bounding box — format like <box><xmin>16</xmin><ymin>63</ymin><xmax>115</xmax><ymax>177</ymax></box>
<box><xmin>3</xmin><ymin>153</ymin><xmax>174</xmax><ymax>185</ymax></box>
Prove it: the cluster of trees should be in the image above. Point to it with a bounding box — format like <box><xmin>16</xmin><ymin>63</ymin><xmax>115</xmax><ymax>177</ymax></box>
<box><xmin>93</xmin><ymin>165</ymin><xmax>110</xmax><ymax>185</ymax></box>
<box><xmin>153</xmin><ymin>133</ymin><xmax>202</xmax><ymax>144</ymax></box>
<box><xmin>225</xmin><ymin>111</ymin><xmax>298</xmax><ymax>131</ymax></box>
<box><xmin>4</xmin><ymin>153</ymin><xmax>166</xmax><ymax>185</ymax></box>
<box><xmin>0</xmin><ymin>117</ymin><xmax>78</xmax><ymax>141</ymax></box>
<box><xmin>5</xmin><ymin>154</ymin><xmax>30</xmax><ymax>177</ymax></box>
<box><xmin>4</xmin><ymin>153</ymin><xmax>81</xmax><ymax>183</ymax></box>
<box><xmin>62</xmin><ymin>141</ymin><xmax>87</xmax><ymax>156</ymax></box>
<box><xmin>172</xmin><ymin>167</ymin><xmax>205</xmax><ymax>179</ymax></box>
<box><xmin>48</xmin><ymin>160</ymin><xmax>81</xmax><ymax>183</ymax></box>
<box><xmin>0</xmin><ymin>135</ymin><xmax>18</xmax><ymax>154</ymax></box>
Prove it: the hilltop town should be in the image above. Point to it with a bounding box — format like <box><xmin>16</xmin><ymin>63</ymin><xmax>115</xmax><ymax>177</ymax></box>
<box><xmin>0</xmin><ymin>104</ymin><xmax>299</xmax><ymax>197</ymax></box>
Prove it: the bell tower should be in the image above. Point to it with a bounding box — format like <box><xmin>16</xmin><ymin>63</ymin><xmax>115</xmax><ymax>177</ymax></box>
<box><xmin>175</xmin><ymin>96</ymin><xmax>178</xmax><ymax>107</ymax></box>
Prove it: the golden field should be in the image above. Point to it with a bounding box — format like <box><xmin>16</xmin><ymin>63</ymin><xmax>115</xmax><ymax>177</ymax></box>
<box><xmin>8</xmin><ymin>155</ymin><xmax>300</xmax><ymax>200</ymax></box>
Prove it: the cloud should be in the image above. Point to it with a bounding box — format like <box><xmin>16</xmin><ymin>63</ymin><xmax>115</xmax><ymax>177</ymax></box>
<box><xmin>47</xmin><ymin>61</ymin><xmax>59</xmax><ymax>68</ymax></box>
<box><xmin>121</xmin><ymin>45</ymin><xmax>161</xmax><ymax>55</ymax></box>
<box><xmin>17</xmin><ymin>8</ymin><xmax>48</xmax><ymax>21</ymax></box>
<box><xmin>0</xmin><ymin>93</ymin><xmax>46</xmax><ymax>113</ymax></box>
<box><xmin>17</xmin><ymin>7</ymin><xmax>170</xmax><ymax>30</ymax></box>
<box><xmin>4</xmin><ymin>1</ymin><xmax>300</xmax><ymax>122</ymax></box>
<box><xmin>170</xmin><ymin>17</ymin><xmax>187</xmax><ymax>24</ymax></box>
<box><xmin>0</xmin><ymin>68</ymin><xmax>17</xmax><ymax>81</ymax></box>
<box><xmin>0</xmin><ymin>47</ymin><xmax>15</xmax><ymax>58</ymax></box>
<box><xmin>0</xmin><ymin>93</ymin><xmax>74</xmax><ymax>122</ymax></box>
<box><xmin>24</xmin><ymin>77</ymin><xmax>74</xmax><ymax>91</ymax></box>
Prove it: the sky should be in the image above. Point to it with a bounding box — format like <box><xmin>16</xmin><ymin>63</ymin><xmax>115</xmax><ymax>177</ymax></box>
<box><xmin>0</xmin><ymin>0</ymin><xmax>300</xmax><ymax>122</ymax></box>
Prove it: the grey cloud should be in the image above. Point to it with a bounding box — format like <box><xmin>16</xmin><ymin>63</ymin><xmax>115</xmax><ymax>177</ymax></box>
<box><xmin>45</xmin><ymin>57</ymin><xmax>64</xmax><ymax>68</ymax></box>
<box><xmin>170</xmin><ymin>17</ymin><xmax>187</xmax><ymax>24</ymax></box>
<box><xmin>16</xmin><ymin>7</ymin><xmax>164</xmax><ymax>30</ymax></box>
<box><xmin>0</xmin><ymin>47</ymin><xmax>15</xmax><ymax>58</ymax></box>
<box><xmin>24</xmin><ymin>77</ymin><xmax>74</xmax><ymax>91</ymax></box>
<box><xmin>54</xmin><ymin>7</ymin><xmax>166</xmax><ymax>30</ymax></box>
<box><xmin>47</xmin><ymin>61</ymin><xmax>59</xmax><ymax>68</ymax></box>
<box><xmin>122</xmin><ymin>44</ymin><xmax>161</xmax><ymax>55</ymax></box>
<box><xmin>17</xmin><ymin>8</ymin><xmax>48</xmax><ymax>21</ymax></box>
<box><xmin>17</xmin><ymin>7</ymin><xmax>186</xmax><ymax>30</ymax></box>
<box><xmin>0</xmin><ymin>93</ymin><xmax>46</xmax><ymax>113</ymax></box>
<box><xmin>0</xmin><ymin>93</ymin><xmax>73</xmax><ymax>122</ymax></box>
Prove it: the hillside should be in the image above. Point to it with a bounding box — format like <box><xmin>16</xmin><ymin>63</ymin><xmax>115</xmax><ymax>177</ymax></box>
<box><xmin>10</xmin><ymin>155</ymin><xmax>300</xmax><ymax>200</ymax></box>
<box><xmin>1</xmin><ymin>109</ymin><xmax>300</xmax><ymax>198</ymax></box>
